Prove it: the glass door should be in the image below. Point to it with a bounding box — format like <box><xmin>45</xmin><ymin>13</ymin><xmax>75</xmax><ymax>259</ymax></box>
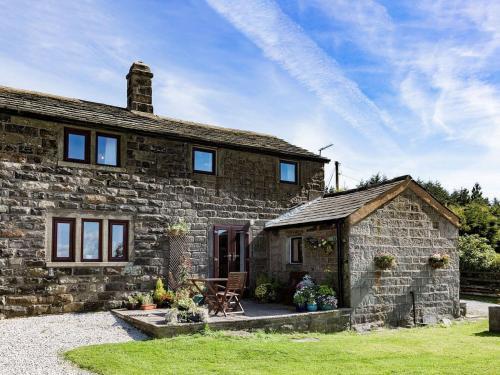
<box><xmin>214</xmin><ymin>225</ymin><xmax>249</xmax><ymax>280</ymax></box>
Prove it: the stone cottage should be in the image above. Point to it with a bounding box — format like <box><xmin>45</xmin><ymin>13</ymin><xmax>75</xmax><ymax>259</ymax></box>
<box><xmin>0</xmin><ymin>62</ymin><xmax>327</xmax><ymax>318</ymax></box>
<box><xmin>265</xmin><ymin>176</ymin><xmax>460</xmax><ymax>326</ymax></box>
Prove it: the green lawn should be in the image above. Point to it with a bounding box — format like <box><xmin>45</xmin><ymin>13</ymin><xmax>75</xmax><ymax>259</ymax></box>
<box><xmin>65</xmin><ymin>320</ymin><xmax>499</xmax><ymax>375</ymax></box>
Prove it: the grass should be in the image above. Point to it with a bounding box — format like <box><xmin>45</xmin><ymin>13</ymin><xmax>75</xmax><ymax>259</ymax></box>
<box><xmin>65</xmin><ymin>320</ymin><xmax>499</xmax><ymax>375</ymax></box>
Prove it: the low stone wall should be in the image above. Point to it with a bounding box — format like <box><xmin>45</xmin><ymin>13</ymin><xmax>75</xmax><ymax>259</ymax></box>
<box><xmin>113</xmin><ymin>308</ymin><xmax>352</xmax><ymax>338</ymax></box>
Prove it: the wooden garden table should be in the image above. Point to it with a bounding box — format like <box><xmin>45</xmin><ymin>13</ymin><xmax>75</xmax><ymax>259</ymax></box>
<box><xmin>188</xmin><ymin>277</ymin><xmax>228</xmax><ymax>316</ymax></box>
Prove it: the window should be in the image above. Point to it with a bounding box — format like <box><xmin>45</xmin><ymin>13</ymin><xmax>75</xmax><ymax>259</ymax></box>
<box><xmin>192</xmin><ymin>147</ymin><xmax>216</xmax><ymax>174</ymax></box>
<box><xmin>280</xmin><ymin>161</ymin><xmax>298</xmax><ymax>184</ymax></box>
<box><xmin>109</xmin><ymin>220</ymin><xmax>129</xmax><ymax>261</ymax></box>
<box><xmin>64</xmin><ymin>128</ymin><xmax>90</xmax><ymax>163</ymax></box>
<box><xmin>81</xmin><ymin>219</ymin><xmax>102</xmax><ymax>261</ymax></box>
<box><xmin>52</xmin><ymin>218</ymin><xmax>75</xmax><ymax>261</ymax></box>
<box><xmin>290</xmin><ymin>237</ymin><xmax>303</xmax><ymax>264</ymax></box>
<box><xmin>96</xmin><ymin>133</ymin><xmax>120</xmax><ymax>167</ymax></box>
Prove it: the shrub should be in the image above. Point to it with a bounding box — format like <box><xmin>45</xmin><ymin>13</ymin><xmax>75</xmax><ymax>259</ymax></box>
<box><xmin>317</xmin><ymin>285</ymin><xmax>335</xmax><ymax>297</ymax></box>
<box><xmin>153</xmin><ymin>279</ymin><xmax>167</xmax><ymax>304</ymax></box>
<box><xmin>293</xmin><ymin>289</ymin><xmax>306</xmax><ymax>306</ymax></box>
<box><xmin>374</xmin><ymin>253</ymin><xmax>396</xmax><ymax>269</ymax></box>
<box><xmin>458</xmin><ymin>235</ymin><xmax>496</xmax><ymax>271</ymax></box>
<box><xmin>254</xmin><ymin>283</ymin><xmax>277</xmax><ymax>303</ymax></box>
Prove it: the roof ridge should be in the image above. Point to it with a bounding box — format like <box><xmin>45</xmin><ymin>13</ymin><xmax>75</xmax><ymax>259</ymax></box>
<box><xmin>0</xmin><ymin>85</ymin><xmax>328</xmax><ymax>161</ymax></box>
<box><xmin>323</xmin><ymin>175</ymin><xmax>411</xmax><ymax>198</ymax></box>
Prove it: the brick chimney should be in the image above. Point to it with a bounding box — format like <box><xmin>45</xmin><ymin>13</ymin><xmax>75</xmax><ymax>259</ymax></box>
<box><xmin>126</xmin><ymin>61</ymin><xmax>153</xmax><ymax>113</ymax></box>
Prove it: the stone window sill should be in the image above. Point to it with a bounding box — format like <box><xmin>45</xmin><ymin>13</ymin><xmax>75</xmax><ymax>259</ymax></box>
<box><xmin>58</xmin><ymin>160</ymin><xmax>126</xmax><ymax>173</ymax></box>
<box><xmin>46</xmin><ymin>261</ymin><xmax>131</xmax><ymax>268</ymax></box>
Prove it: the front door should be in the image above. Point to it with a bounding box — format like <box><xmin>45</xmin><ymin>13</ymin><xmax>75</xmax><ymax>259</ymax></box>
<box><xmin>213</xmin><ymin>225</ymin><xmax>249</xmax><ymax>279</ymax></box>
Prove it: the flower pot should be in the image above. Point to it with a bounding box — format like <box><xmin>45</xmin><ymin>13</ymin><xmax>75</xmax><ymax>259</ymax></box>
<box><xmin>140</xmin><ymin>304</ymin><xmax>157</xmax><ymax>310</ymax></box>
<box><xmin>306</xmin><ymin>303</ymin><xmax>318</xmax><ymax>312</ymax></box>
<box><xmin>126</xmin><ymin>302</ymin><xmax>138</xmax><ymax>310</ymax></box>
<box><xmin>296</xmin><ymin>304</ymin><xmax>306</xmax><ymax>312</ymax></box>
<box><xmin>320</xmin><ymin>303</ymin><xmax>334</xmax><ymax>311</ymax></box>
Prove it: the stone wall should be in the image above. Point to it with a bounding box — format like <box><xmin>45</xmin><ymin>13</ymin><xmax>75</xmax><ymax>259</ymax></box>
<box><xmin>0</xmin><ymin>113</ymin><xmax>325</xmax><ymax>318</ymax></box>
<box><xmin>347</xmin><ymin>189</ymin><xmax>460</xmax><ymax>327</ymax></box>
<box><xmin>267</xmin><ymin>224</ymin><xmax>339</xmax><ymax>290</ymax></box>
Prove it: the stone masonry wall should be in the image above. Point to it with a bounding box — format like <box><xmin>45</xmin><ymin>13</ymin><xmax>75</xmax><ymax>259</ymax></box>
<box><xmin>348</xmin><ymin>189</ymin><xmax>459</xmax><ymax>327</ymax></box>
<box><xmin>0</xmin><ymin>113</ymin><xmax>324</xmax><ymax>318</ymax></box>
<box><xmin>268</xmin><ymin>224</ymin><xmax>338</xmax><ymax>290</ymax></box>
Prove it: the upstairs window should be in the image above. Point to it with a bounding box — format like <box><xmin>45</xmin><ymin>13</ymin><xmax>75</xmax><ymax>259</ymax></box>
<box><xmin>96</xmin><ymin>133</ymin><xmax>120</xmax><ymax>167</ymax></box>
<box><xmin>64</xmin><ymin>128</ymin><xmax>90</xmax><ymax>163</ymax></box>
<box><xmin>52</xmin><ymin>218</ymin><xmax>75</xmax><ymax>262</ymax></box>
<box><xmin>109</xmin><ymin>220</ymin><xmax>129</xmax><ymax>261</ymax></box>
<box><xmin>280</xmin><ymin>160</ymin><xmax>298</xmax><ymax>184</ymax></box>
<box><xmin>193</xmin><ymin>147</ymin><xmax>216</xmax><ymax>174</ymax></box>
<box><xmin>82</xmin><ymin>219</ymin><xmax>102</xmax><ymax>261</ymax></box>
<box><xmin>290</xmin><ymin>237</ymin><xmax>303</xmax><ymax>264</ymax></box>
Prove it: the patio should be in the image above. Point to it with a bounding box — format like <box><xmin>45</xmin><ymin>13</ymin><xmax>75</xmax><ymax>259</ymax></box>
<box><xmin>113</xmin><ymin>300</ymin><xmax>352</xmax><ymax>338</ymax></box>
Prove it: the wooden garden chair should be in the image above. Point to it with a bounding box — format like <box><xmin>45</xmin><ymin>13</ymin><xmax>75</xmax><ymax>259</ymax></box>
<box><xmin>215</xmin><ymin>272</ymin><xmax>247</xmax><ymax>316</ymax></box>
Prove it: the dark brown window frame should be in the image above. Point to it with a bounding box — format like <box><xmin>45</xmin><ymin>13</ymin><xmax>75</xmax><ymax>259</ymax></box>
<box><xmin>290</xmin><ymin>237</ymin><xmax>303</xmax><ymax>264</ymax></box>
<box><xmin>279</xmin><ymin>160</ymin><xmax>299</xmax><ymax>184</ymax></box>
<box><xmin>52</xmin><ymin>217</ymin><xmax>76</xmax><ymax>262</ymax></box>
<box><xmin>108</xmin><ymin>220</ymin><xmax>129</xmax><ymax>262</ymax></box>
<box><xmin>192</xmin><ymin>147</ymin><xmax>216</xmax><ymax>175</ymax></box>
<box><xmin>63</xmin><ymin>128</ymin><xmax>91</xmax><ymax>164</ymax></box>
<box><xmin>96</xmin><ymin>132</ymin><xmax>121</xmax><ymax>167</ymax></box>
<box><xmin>81</xmin><ymin>219</ymin><xmax>103</xmax><ymax>262</ymax></box>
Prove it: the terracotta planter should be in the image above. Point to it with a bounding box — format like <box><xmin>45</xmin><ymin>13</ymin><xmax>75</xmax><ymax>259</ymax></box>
<box><xmin>140</xmin><ymin>304</ymin><xmax>157</xmax><ymax>310</ymax></box>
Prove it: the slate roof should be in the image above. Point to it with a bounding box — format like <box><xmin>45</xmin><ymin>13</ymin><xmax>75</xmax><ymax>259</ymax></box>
<box><xmin>0</xmin><ymin>86</ymin><xmax>328</xmax><ymax>162</ymax></box>
<box><xmin>265</xmin><ymin>176</ymin><xmax>410</xmax><ymax>228</ymax></box>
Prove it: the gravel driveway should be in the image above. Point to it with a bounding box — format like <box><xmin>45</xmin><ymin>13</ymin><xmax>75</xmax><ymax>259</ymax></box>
<box><xmin>461</xmin><ymin>299</ymin><xmax>498</xmax><ymax>317</ymax></box>
<box><xmin>0</xmin><ymin>312</ymin><xmax>148</xmax><ymax>375</ymax></box>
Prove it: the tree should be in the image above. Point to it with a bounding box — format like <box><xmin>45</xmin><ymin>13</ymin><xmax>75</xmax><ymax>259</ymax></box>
<box><xmin>417</xmin><ymin>179</ymin><xmax>450</xmax><ymax>205</ymax></box>
<box><xmin>357</xmin><ymin>173</ymin><xmax>388</xmax><ymax>188</ymax></box>
<box><xmin>450</xmin><ymin>188</ymin><xmax>471</xmax><ymax>206</ymax></box>
<box><xmin>458</xmin><ymin>234</ymin><xmax>496</xmax><ymax>271</ymax></box>
<box><xmin>471</xmin><ymin>183</ymin><xmax>489</xmax><ymax>204</ymax></box>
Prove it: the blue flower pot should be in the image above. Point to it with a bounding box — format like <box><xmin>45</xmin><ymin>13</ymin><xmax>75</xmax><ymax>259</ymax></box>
<box><xmin>306</xmin><ymin>303</ymin><xmax>318</xmax><ymax>312</ymax></box>
<box><xmin>320</xmin><ymin>303</ymin><xmax>333</xmax><ymax>311</ymax></box>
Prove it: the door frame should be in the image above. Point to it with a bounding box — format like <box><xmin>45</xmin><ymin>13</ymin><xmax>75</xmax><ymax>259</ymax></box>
<box><xmin>213</xmin><ymin>224</ymin><xmax>250</xmax><ymax>280</ymax></box>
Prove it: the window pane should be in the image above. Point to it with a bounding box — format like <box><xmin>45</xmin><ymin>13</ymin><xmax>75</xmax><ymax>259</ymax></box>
<box><xmin>97</xmin><ymin>135</ymin><xmax>118</xmax><ymax>166</ymax></box>
<box><xmin>291</xmin><ymin>238</ymin><xmax>302</xmax><ymax>263</ymax></box>
<box><xmin>82</xmin><ymin>221</ymin><xmax>100</xmax><ymax>260</ymax></box>
<box><xmin>111</xmin><ymin>224</ymin><xmax>125</xmax><ymax>259</ymax></box>
<box><xmin>194</xmin><ymin>150</ymin><xmax>214</xmax><ymax>172</ymax></box>
<box><xmin>68</xmin><ymin>133</ymin><xmax>87</xmax><ymax>160</ymax></box>
<box><xmin>280</xmin><ymin>162</ymin><xmax>296</xmax><ymax>182</ymax></box>
<box><xmin>56</xmin><ymin>222</ymin><xmax>71</xmax><ymax>258</ymax></box>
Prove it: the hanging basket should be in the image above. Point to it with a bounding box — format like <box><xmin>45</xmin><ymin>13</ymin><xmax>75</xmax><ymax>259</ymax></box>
<box><xmin>429</xmin><ymin>254</ymin><xmax>450</xmax><ymax>269</ymax></box>
<box><xmin>374</xmin><ymin>253</ymin><xmax>396</xmax><ymax>270</ymax></box>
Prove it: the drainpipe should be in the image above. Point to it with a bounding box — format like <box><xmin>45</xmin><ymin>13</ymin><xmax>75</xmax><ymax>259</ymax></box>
<box><xmin>410</xmin><ymin>291</ymin><xmax>417</xmax><ymax>326</ymax></box>
<box><xmin>336</xmin><ymin>221</ymin><xmax>344</xmax><ymax>307</ymax></box>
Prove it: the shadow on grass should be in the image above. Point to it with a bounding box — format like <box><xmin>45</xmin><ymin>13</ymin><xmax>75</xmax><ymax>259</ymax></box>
<box><xmin>474</xmin><ymin>330</ymin><xmax>500</xmax><ymax>337</ymax></box>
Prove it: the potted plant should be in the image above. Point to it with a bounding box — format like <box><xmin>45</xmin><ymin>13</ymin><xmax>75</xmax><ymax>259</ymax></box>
<box><xmin>429</xmin><ymin>253</ymin><xmax>450</xmax><ymax>269</ymax></box>
<box><xmin>293</xmin><ymin>290</ymin><xmax>306</xmax><ymax>312</ymax></box>
<box><xmin>374</xmin><ymin>253</ymin><xmax>396</xmax><ymax>270</ymax></box>
<box><xmin>316</xmin><ymin>285</ymin><xmax>337</xmax><ymax>310</ymax></box>
<box><xmin>139</xmin><ymin>293</ymin><xmax>157</xmax><ymax>310</ymax></box>
<box><xmin>126</xmin><ymin>295</ymin><xmax>139</xmax><ymax>310</ymax></box>
<box><xmin>317</xmin><ymin>295</ymin><xmax>338</xmax><ymax>311</ymax></box>
<box><xmin>303</xmin><ymin>287</ymin><xmax>318</xmax><ymax>312</ymax></box>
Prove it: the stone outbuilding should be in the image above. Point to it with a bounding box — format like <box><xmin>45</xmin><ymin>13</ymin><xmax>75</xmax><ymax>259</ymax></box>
<box><xmin>265</xmin><ymin>176</ymin><xmax>460</xmax><ymax>327</ymax></box>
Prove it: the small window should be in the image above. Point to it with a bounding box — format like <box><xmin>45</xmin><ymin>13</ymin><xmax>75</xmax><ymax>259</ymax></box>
<box><xmin>52</xmin><ymin>218</ymin><xmax>75</xmax><ymax>261</ymax></box>
<box><xmin>96</xmin><ymin>133</ymin><xmax>120</xmax><ymax>167</ymax></box>
<box><xmin>64</xmin><ymin>128</ymin><xmax>90</xmax><ymax>163</ymax></box>
<box><xmin>81</xmin><ymin>219</ymin><xmax>102</xmax><ymax>261</ymax></box>
<box><xmin>109</xmin><ymin>220</ymin><xmax>129</xmax><ymax>261</ymax></box>
<box><xmin>290</xmin><ymin>237</ymin><xmax>303</xmax><ymax>264</ymax></box>
<box><xmin>280</xmin><ymin>161</ymin><xmax>298</xmax><ymax>184</ymax></box>
<box><xmin>193</xmin><ymin>147</ymin><xmax>216</xmax><ymax>174</ymax></box>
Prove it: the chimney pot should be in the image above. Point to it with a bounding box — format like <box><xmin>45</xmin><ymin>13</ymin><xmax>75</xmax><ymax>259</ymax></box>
<box><xmin>126</xmin><ymin>61</ymin><xmax>153</xmax><ymax>113</ymax></box>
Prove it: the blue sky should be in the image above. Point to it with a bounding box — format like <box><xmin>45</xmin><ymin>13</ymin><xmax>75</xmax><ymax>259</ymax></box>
<box><xmin>1</xmin><ymin>0</ymin><xmax>498</xmax><ymax>198</ymax></box>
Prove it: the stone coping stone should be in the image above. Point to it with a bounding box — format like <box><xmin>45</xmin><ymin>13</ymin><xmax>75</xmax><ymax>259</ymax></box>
<box><xmin>112</xmin><ymin>307</ymin><xmax>352</xmax><ymax>338</ymax></box>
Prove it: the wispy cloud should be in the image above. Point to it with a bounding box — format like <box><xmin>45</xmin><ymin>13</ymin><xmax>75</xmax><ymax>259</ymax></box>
<box><xmin>206</xmin><ymin>0</ymin><xmax>400</xmax><ymax>153</ymax></box>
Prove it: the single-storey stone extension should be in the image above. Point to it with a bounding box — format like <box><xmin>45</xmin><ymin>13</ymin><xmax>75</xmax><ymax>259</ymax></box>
<box><xmin>0</xmin><ymin>61</ymin><xmax>460</xmax><ymax>327</ymax></box>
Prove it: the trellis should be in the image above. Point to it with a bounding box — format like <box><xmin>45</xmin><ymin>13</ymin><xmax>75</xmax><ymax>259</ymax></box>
<box><xmin>167</xmin><ymin>234</ymin><xmax>189</xmax><ymax>290</ymax></box>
